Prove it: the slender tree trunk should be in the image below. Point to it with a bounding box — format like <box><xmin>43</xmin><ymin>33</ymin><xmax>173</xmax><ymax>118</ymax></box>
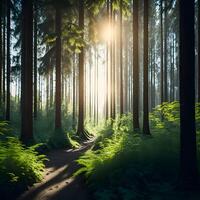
<box><xmin>77</xmin><ymin>0</ymin><xmax>87</xmax><ymax>137</ymax></box>
<box><xmin>164</xmin><ymin>1</ymin><xmax>168</xmax><ymax>102</ymax></box>
<box><xmin>55</xmin><ymin>5</ymin><xmax>62</xmax><ymax>129</ymax></box>
<box><xmin>112</xmin><ymin>11</ymin><xmax>116</xmax><ymax>119</ymax></box>
<box><xmin>105</xmin><ymin>0</ymin><xmax>109</xmax><ymax>120</ymax></box>
<box><xmin>133</xmin><ymin>0</ymin><xmax>140</xmax><ymax>129</ymax></box>
<box><xmin>96</xmin><ymin>48</ymin><xmax>99</xmax><ymax>124</ymax></box>
<box><xmin>34</xmin><ymin>1</ymin><xmax>38</xmax><ymax>119</ymax></box>
<box><xmin>110</xmin><ymin>0</ymin><xmax>113</xmax><ymax>118</ymax></box>
<box><xmin>119</xmin><ymin>0</ymin><xmax>123</xmax><ymax>115</ymax></box>
<box><xmin>50</xmin><ymin>68</ymin><xmax>53</xmax><ymax>108</ymax></box>
<box><xmin>143</xmin><ymin>0</ymin><xmax>150</xmax><ymax>135</ymax></box>
<box><xmin>198</xmin><ymin>0</ymin><xmax>200</xmax><ymax>102</ymax></box>
<box><xmin>2</xmin><ymin>2</ymin><xmax>6</xmax><ymax>111</ymax></box>
<box><xmin>6</xmin><ymin>0</ymin><xmax>10</xmax><ymax>121</ymax></box>
<box><xmin>179</xmin><ymin>0</ymin><xmax>198</xmax><ymax>187</ymax></box>
<box><xmin>0</xmin><ymin>6</ymin><xmax>2</xmax><ymax>107</ymax></box>
<box><xmin>21</xmin><ymin>0</ymin><xmax>33</xmax><ymax>143</ymax></box>
<box><xmin>160</xmin><ymin>0</ymin><xmax>164</xmax><ymax>104</ymax></box>
<box><xmin>124</xmin><ymin>26</ymin><xmax>128</xmax><ymax>113</ymax></box>
<box><xmin>73</xmin><ymin>54</ymin><xmax>76</xmax><ymax>127</ymax></box>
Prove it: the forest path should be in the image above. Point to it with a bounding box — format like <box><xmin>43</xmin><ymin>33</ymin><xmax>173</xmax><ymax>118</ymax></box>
<box><xmin>18</xmin><ymin>141</ymin><xmax>93</xmax><ymax>200</ymax></box>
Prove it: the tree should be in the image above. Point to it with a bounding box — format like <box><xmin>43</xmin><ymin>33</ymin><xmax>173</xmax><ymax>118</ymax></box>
<box><xmin>77</xmin><ymin>0</ymin><xmax>89</xmax><ymax>138</ymax></box>
<box><xmin>6</xmin><ymin>0</ymin><xmax>11</xmax><ymax>121</ymax></box>
<box><xmin>33</xmin><ymin>0</ymin><xmax>38</xmax><ymax>119</ymax></box>
<box><xmin>21</xmin><ymin>0</ymin><xmax>33</xmax><ymax>143</ymax></box>
<box><xmin>160</xmin><ymin>0</ymin><xmax>164</xmax><ymax>104</ymax></box>
<box><xmin>198</xmin><ymin>0</ymin><xmax>200</xmax><ymax>102</ymax></box>
<box><xmin>55</xmin><ymin>4</ymin><xmax>62</xmax><ymax>129</ymax></box>
<box><xmin>132</xmin><ymin>0</ymin><xmax>139</xmax><ymax>129</ymax></box>
<box><xmin>143</xmin><ymin>0</ymin><xmax>150</xmax><ymax>135</ymax></box>
<box><xmin>0</xmin><ymin>2</ymin><xmax>2</xmax><ymax>107</ymax></box>
<box><xmin>179</xmin><ymin>0</ymin><xmax>198</xmax><ymax>187</ymax></box>
<box><xmin>119</xmin><ymin>0</ymin><xmax>123</xmax><ymax>115</ymax></box>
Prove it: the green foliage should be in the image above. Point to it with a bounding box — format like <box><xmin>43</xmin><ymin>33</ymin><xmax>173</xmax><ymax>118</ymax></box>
<box><xmin>0</xmin><ymin>121</ymin><xmax>46</xmax><ymax>197</ymax></box>
<box><xmin>75</xmin><ymin>102</ymin><xmax>200</xmax><ymax>200</ymax></box>
<box><xmin>48</xmin><ymin>128</ymin><xmax>69</xmax><ymax>149</ymax></box>
<box><xmin>66</xmin><ymin>130</ymin><xmax>80</xmax><ymax>149</ymax></box>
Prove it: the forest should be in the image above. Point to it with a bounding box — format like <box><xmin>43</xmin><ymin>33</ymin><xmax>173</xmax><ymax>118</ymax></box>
<box><xmin>0</xmin><ymin>0</ymin><xmax>200</xmax><ymax>199</ymax></box>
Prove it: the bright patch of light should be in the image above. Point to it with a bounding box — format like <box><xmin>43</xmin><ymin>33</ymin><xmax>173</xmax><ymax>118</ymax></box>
<box><xmin>99</xmin><ymin>22</ymin><xmax>115</xmax><ymax>42</ymax></box>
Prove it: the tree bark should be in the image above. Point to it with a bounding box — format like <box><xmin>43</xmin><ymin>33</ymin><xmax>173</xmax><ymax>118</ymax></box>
<box><xmin>0</xmin><ymin>4</ymin><xmax>2</xmax><ymax>107</ymax></box>
<box><xmin>119</xmin><ymin>0</ymin><xmax>123</xmax><ymax>115</ymax></box>
<box><xmin>77</xmin><ymin>0</ymin><xmax>86</xmax><ymax>136</ymax></box>
<box><xmin>6</xmin><ymin>0</ymin><xmax>11</xmax><ymax>121</ymax></box>
<box><xmin>160</xmin><ymin>0</ymin><xmax>164</xmax><ymax>104</ymax></box>
<box><xmin>34</xmin><ymin>1</ymin><xmax>38</xmax><ymax>119</ymax></box>
<box><xmin>133</xmin><ymin>0</ymin><xmax>140</xmax><ymax>129</ymax></box>
<box><xmin>179</xmin><ymin>0</ymin><xmax>198</xmax><ymax>187</ymax></box>
<box><xmin>55</xmin><ymin>5</ymin><xmax>62</xmax><ymax>129</ymax></box>
<box><xmin>21</xmin><ymin>0</ymin><xmax>33</xmax><ymax>143</ymax></box>
<box><xmin>198</xmin><ymin>0</ymin><xmax>200</xmax><ymax>102</ymax></box>
<box><xmin>143</xmin><ymin>0</ymin><xmax>150</xmax><ymax>135</ymax></box>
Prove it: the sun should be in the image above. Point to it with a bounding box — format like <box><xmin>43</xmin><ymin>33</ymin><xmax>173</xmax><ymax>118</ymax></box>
<box><xmin>99</xmin><ymin>22</ymin><xmax>115</xmax><ymax>42</ymax></box>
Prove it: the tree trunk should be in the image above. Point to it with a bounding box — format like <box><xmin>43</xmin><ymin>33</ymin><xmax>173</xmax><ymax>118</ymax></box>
<box><xmin>160</xmin><ymin>0</ymin><xmax>164</xmax><ymax>104</ymax></box>
<box><xmin>198</xmin><ymin>0</ymin><xmax>200</xmax><ymax>102</ymax></box>
<box><xmin>143</xmin><ymin>0</ymin><xmax>150</xmax><ymax>135</ymax></box>
<box><xmin>77</xmin><ymin>0</ymin><xmax>87</xmax><ymax>137</ymax></box>
<box><xmin>2</xmin><ymin>1</ymin><xmax>6</xmax><ymax>112</ymax></box>
<box><xmin>133</xmin><ymin>0</ymin><xmax>140</xmax><ymax>129</ymax></box>
<box><xmin>34</xmin><ymin>1</ymin><xmax>38</xmax><ymax>119</ymax></box>
<box><xmin>0</xmin><ymin>5</ymin><xmax>2</xmax><ymax>107</ymax></box>
<box><xmin>72</xmin><ymin>54</ymin><xmax>76</xmax><ymax>127</ymax></box>
<box><xmin>21</xmin><ymin>0</ymin><xmax>33</xmax><ymax>143</ymax></box>
<box><xmin>55</xmin><ymin>5</ymin><xmax>62</xmax><ymax>129</ymax></box>
<box><xmin>6</xmin><ymin>0</ymin><xmax>10</xmax><ymax>121</ymax></box>
<box><xmin>105</xmin><ymin>0</ymin><xmax>109</xmax><ymax>120</ymax></box>
<box><xmin>179</xmin><ymin>0</ymin><xmax>198</xmax><ymax>187</ymax></box>
<box><xmin>119</xmin><ymin>0</ymin><xmax>123</xmax><ymax>115</ymax></box>
<box><xmin>164</xmin><ymin>1</ymin><xmax>168</xmax><ymax>102</ymax></box>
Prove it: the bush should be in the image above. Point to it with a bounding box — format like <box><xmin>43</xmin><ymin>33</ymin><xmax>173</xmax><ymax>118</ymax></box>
<box><xmin>0</xmin><ymin>121</ymin><xmax>47</xmax><ymax>198</ymax></box>
<box><xmin>75</xmin><ymin>102</ymin><xmax>200</xmax><ymax>200</ymax></box>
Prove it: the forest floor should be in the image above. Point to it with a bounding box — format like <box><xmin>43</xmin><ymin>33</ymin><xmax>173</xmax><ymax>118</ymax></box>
<box><xmin>17</xmin><ymin>141</ymin><xmax>93</xmax><ymax>200</ymax></box>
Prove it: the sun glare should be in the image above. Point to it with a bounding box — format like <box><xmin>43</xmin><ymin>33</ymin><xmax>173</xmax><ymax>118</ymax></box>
<box><xmin>100</xmin><ymin>22</ymin><xmax>115</xmax><ymax>42</ymax></box>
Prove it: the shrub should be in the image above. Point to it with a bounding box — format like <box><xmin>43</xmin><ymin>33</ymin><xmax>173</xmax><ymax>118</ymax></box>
<box><xmin>0</xmin><ymin>121</ymin><xmax>47</xmax><ymax>198</ymax></box>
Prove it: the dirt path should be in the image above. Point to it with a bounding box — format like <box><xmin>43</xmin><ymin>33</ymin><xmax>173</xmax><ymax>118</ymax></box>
<box><xmin>18</xmin><ymin>141</ymin><xmax>93</xmax><ymax>200</ymax></box>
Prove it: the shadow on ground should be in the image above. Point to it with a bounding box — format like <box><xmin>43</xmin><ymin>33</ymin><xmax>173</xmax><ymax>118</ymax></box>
<box><xmin>17</xmin><ymin>142</ymin><xmax>93</xmax><ymax>200</ymax></box>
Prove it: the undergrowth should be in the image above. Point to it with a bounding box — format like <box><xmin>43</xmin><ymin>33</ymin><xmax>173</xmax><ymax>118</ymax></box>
<box><xmin>0</xmin><ymin>121</ymin><xmax>47</xmax><ymax>199</ymax></box>
<box><xmin>75</xmin><ymin>102</ymin><xmax>200</xmax><ymax>200</ymax></box>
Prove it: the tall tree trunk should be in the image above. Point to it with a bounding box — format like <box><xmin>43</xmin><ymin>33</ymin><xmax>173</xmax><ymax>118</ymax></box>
<box><xmin>55</xmin><ymin>5</ymin><xmax>62</xmax><ymax>129</ymax></box>
<box><xmin>179</xmin><ymin>0</ymin><xmax>198</xmax><ymax>187</ymax></box>
<box><xmin>72</xmin><ymin>54</ymin><xmax>76</xmax><ymax>127</ymax></box>
<box><xmin>160</xmin><ymin>0</ymin><xmax>164</xmax><ymax>104</ymax></box>
<box><xmin>133</xmin><ymin>0</ymin><xmax>140</xmax><ymax>129</ymax></box>
<box><xmin>198</xmin><ymin>0</ymin><xmax>200</xmax><ymax>102</ymax></box>
<box><xmin>2</xmin><ymin>2</ymin><xmax>6</xmax><ymax>111</ymax></box>
<box><xmin>105</xmin><ymin>0</ymin><xmax>109</xmax><ymax>120</ymax></box>
<box><xmin>112</xmin><ymin>11</ymin><xmax>116</xmax><ymax>119</ymax></box>
<box><xmin>77</xmin><ymin>0</ymin><xmax>87</xmax><ymax>137</ymax></box>
<box><xmin>143</xmin><ymin>0</ymin><xmax>150</xmax><ymax>135</ymax></box>
<box><xmin>21</xmin><ymin>0</ymin><xmax>33</xmax><ymax>143</ymax></box>
<box><xmin>164</xmin><ymin>1</ymin><xmax>168</xmax><ymax>102</ymax></box>
<box><xmin>110</xmin><ymin>0</ymin><xmax>113</xmax><ymax>118</ymax></box>
<box><xmin>119</xmin><ymin>0</ymin><xmax>123</xmax><ymax>115</ymax></box>
<box><xmin>6</xmin><ymin>0</ymin><xmax>10</xmax><ymax>121</ymax></box>
<box><xmin>34</xmin><ymin>1</ymin><xmax>38</xmax><ymax>119</ymax></box>
<box><xmin>0</xmin><ymin>5</ymin><xmax>2</xmax><ymax>107</ymax></box>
